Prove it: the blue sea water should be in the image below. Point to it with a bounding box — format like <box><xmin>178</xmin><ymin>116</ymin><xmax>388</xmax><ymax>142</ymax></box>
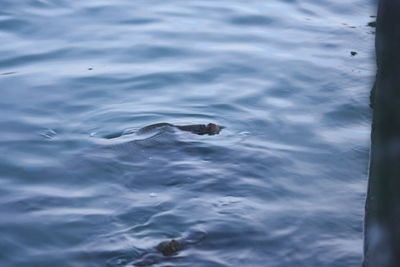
<box><xmin>0</xmin><ymin>0</ymin><xmax>375</xmax><ymax>266</ymax></box>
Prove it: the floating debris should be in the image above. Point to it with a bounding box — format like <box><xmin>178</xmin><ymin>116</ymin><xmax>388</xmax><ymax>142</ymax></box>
<box><xmin>351</xmin><ymin>51</ymin><xmax>357</xmax><ymax>56</ymax></box>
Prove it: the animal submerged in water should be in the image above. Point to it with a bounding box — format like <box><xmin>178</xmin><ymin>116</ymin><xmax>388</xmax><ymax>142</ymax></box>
<box><xmin>129</xmin><ymin>231</ymin><xmax>206</xmax><ymax>266</ymax></box>
<box><xmin>138</xmin><ymin>123</ymin><xmax>221</xmax><ymax>135</ymax></box>
<box><xmin>155</xmin><ymin>239</ymin><xmax>183</xmax><ymax>256</ymax></box>
<box><xmin>104</xmin><ymin>123</ymin><xmax>222</xmax><ymax>139</ymax></box>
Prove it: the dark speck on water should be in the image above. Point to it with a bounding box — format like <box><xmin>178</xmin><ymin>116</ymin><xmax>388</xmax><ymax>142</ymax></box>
<box><xmin>0</xmin><ymin>0</ymin><xmax>374</xmax><ymax>266</ymax></box>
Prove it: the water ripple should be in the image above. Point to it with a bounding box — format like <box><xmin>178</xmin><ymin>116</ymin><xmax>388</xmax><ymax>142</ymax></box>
<box><xmin>0</xmin><ymin>0</ymin><xmax>374</xmax><ymax>266</ymax></box>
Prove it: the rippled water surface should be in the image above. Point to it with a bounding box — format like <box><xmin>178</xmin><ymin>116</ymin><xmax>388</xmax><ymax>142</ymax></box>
<box><xmin>0</xmin><ymin>0</ymin><xmax>375</xmax><ymax>266</ymax></box>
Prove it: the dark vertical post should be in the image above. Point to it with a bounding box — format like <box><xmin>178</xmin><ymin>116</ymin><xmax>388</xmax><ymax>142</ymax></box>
<box><xmin>364</xmin><ymin>0</ymin><xmax>400</xmax><ymax>266</ymax></box>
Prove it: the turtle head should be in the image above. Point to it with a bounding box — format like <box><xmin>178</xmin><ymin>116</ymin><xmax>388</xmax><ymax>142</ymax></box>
<box><xmin>206</xmin><ymin>123</ymin><xmax>222</xmax><ymax>135</ymax></box>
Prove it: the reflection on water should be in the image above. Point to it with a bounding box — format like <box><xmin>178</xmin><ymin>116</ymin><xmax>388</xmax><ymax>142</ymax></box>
<box><xmin>0</xmin><ymin>0</ymin><xmax>374</xmax><ymax>266</ymax></box>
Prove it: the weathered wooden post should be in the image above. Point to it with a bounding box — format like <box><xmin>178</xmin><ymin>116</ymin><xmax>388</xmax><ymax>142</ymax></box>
<box><xmin>364</xmin><ymin>0</ymin><xmax>400</xmax><ymax>266</ymax></box>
